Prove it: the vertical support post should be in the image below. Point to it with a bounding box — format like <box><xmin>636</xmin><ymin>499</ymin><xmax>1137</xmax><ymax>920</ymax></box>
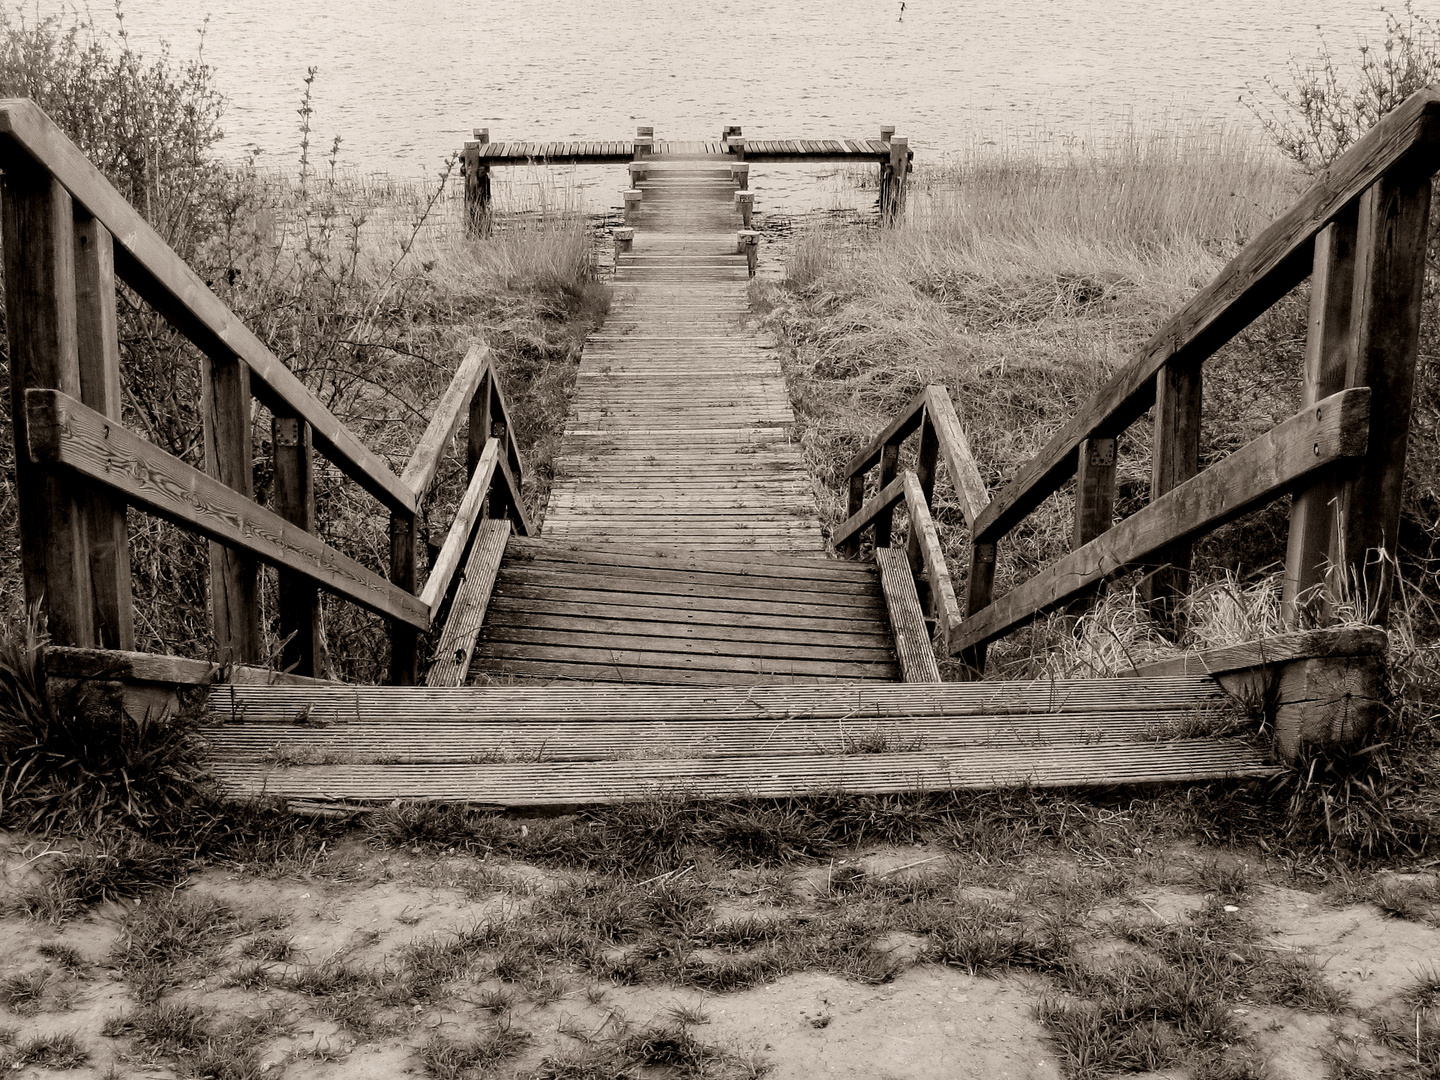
<box><xmin>723</xmin><ymin>124</ymin><xmax>742</xmax><ymax>143</ymax></box>
<box><xmin>1140</xmin><ymin>356</ymin><xmax>1202</xmax><ymax>633</ymax></box>
<box><xmin>737</xmin><ymin>230</ymin><xmax>759</xmax><ymax>276</ymax></box>
<box><xmin>840</xmin><ymin>472</ymin><xmax>866</xmax><ymax>557</ymax></box>
<box><xmin>463</xmin><ymin>141</ymin><xmax>489</xmax><ymax>237</ymax></box>
<box><xmin>613</xmin><ymin>226</ymin><xmax>635</xmax><ymax>262</ymax></box>
<box><xmin>201</xmin><ymin>349</ymin><xmax>262</xmax><ymax>667</ymax></box>
<box><xmin>735</xmin><ymin>191</ymin><xmax>754</xmax><ymax>227</ymax></box>
<box><xmin>469</xmin><ymin>366</ymin><xmax>493</xmax><ymax>478</ymax></box>
<box><xmin>2</xmin><ymin>171</ymin><xmax>94</xmax><ymax>646</ymax></box>
<box><xmin>885</xmin><ymin>137</ymin><xmax>909</xmax><ymax>224</ymax></box>
<box><xmin>905</xmin><ymin>409</ymin><xmax>941</xmax><ymax>614</ymax></box>
<box><xmin>959</xmin><ymin>542</ymin><xmax>997</xmax><ymax>679</ymax></box>
<box><xmin>1283</xmin><ymin>207</ymin><xmax>1360</xmax><ymax>628</ymax></box>
<box><xmin>628</xmin><ymin>161</ymin><xmax>648</xmax><ymax>186</ymax></box>
<box><xmin>878</xmin><ymin>126</ymin><xmax>896</xmax><ymax>220</ymax></box>
<box><xmin>731</xmin><ymin>138</ymin><xmax>746</xmax><ymax>163</ymax></box>
<box><xmin>72</xmin><ymin>212</ymin><xmax>135</xmax><ymax>650</ymax></box>
<box><xmin>634</xmin><ymin>126</ymin><xmax>654</xmax><ymax>159</ymax></box>
<box><xmin>1067</xmin><ymin>436</ymin><xmax>1118</xmax><ymax>618</ymax></box>
<box><xmin>1336</xmin><ymin>168</ymin><xmax>1433</xmax><ymax>624</ymax></box>
<box><xmin>873</xmin><ymin>442</ymin><xmax>901</xmax><ymax>548</ymax></box>
<box><xmin>732</xmin><ymin>163</ymin><xmax>749</xmax><ymax>190</ymax></box>
<box><xmin>271</xmin><ymin>414</ymin><xmax>320</xmax><ymax>675</ymax></box>
<box><xmin>389</xmin><ymin>512</ymin><xmax>419</xmax><ymax>684</ymax></box>
<box><xmin>623</xmin><ymin>188</ymin><xmax>643</xmax><ymax>220</ymax></box>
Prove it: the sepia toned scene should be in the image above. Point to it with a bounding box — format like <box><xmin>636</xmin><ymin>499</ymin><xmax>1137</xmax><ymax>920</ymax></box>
<box><xmin>1</xmin><ymin>2</ymin><xmax>1439</xmax><ymax>1078</ymax></box>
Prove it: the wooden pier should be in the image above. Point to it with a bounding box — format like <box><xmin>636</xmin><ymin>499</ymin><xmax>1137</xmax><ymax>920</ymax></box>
<box><xmin>4</xmin><ymin>100</ymin><xmax>1435</xmax><ymax>806</ymax></box>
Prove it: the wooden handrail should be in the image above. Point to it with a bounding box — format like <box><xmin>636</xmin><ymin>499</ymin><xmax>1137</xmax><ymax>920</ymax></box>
<box><xmin>971</xmin><ymin>87</ymin><xmax>1440</xmax><ymax>547</ymax></box>
<box><xmin>25</xmin><ymin>389</ymin><xmax>429</xmax><ymax>627</ymax></box>
<box><xmin>0</xmin><ymin>99</ymin><xmax>417</xmax><ymax>517</ymax></box>
<box><xmin>950</xmin><ymin>388</ymin><xmax>1371</xmax><ymax>654</ymax></box>
<box><xmin>1</xmin><ymin>99</ymin><xmax>536</xmax><ymax>684</ymax></box>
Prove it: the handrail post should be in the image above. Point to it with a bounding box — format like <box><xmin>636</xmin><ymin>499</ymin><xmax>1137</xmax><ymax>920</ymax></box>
<box><xmin>463</xmin><ymin>140</ymin><xmax>490</xmax><ymax>237</ymax></box>
<box><xmin>878</xmin><ymin>126</ymin><xmax>894</xmax><ymax>220</ymax></box>
<box><xmin>1282</xmin><ymin>208</ymin><xmax>1360</xmax><ymax>627</ymax></box>
<box><xmin>959</xmin><ymin>543</ymin><xmax>996</xmax><ymax>678</ymax></box>
<box><xmin>272</xmin><ymin>413</ymin><xmax>321</xmax><ymax>675</ymax></box>
<box><xmin>840</xmin><ymin>470</ymin><xmax>866</xmax><ymax>557</ymax></box>
<box><xmin>887</xmin><ymin>137</ymin><xmax>909</xmax><ymax>224</ymax></box>
<box><xmin>873</xmin><ymin>440</ymin><xmax>902</xmax><ymax>547</ymax></box>
<box><xmin>905</xmin><ymin>408</ymin><xmax>940</xmax><ymax>613</ymax></box>
<box><xmin>389</xmin><ymin>512</ymin><xmax>420</xmax><ymax>684</ymax></box>
<box><xmin>201</xmin><ymin>351</ymin><xmax>262</xmax><ymax>666</ymax></box>
<box><xmin>1335</xmin><ymin>167</ymin><xmax>1433</xmax><ymax>624</ymax></box>
<box><xmin>1068</xmin><ymin>436</ymin><xmax>1117</xmax><ymax>617</ymax></box>
<box><xmin>1140</xmin><ymin>356</ymin><xmax>1201</xmax><ymax>634</ymax></box>
<box><xmin>2</xmin><ymin>171</ymin><xmax>95</xmax><ymax>645</ymax></box>
<box><xmin>73</xmin><ymin>212</ymin><xmax>135</xmax><ymax>649</ymax></box>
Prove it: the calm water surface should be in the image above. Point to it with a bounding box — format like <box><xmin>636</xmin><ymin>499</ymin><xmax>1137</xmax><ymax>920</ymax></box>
<box><xmin>29</xmin><ymin>0</ymin><xmax>1389</xmax><ymax>210</ymax></box>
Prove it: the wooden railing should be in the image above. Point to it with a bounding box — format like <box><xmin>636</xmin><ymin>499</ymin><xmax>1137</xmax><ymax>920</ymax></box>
<box><xmin>837</xmin><ymin>85</ymin><xmax>1440</xmax><ymax>675</ymax></box>
<box><xmin>1</xmin><ymin>99</ymin><xmax>528</xmax><ymax>685</ymax></box>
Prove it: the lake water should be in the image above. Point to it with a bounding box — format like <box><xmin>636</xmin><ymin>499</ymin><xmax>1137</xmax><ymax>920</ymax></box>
<box><xmin>25</xmin><ymin>0</ymin><xmax>1391</xmax><ymax>213</ymax></box>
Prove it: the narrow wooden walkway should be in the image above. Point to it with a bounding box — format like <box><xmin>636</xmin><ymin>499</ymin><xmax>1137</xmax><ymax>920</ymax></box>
<box><xmin>543</xmin><ymin>162</ymin><xmax>823</xmax><ymax>551</ymax></box>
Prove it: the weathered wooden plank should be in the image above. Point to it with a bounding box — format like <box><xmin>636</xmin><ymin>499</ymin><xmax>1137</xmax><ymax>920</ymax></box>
<box><xmin>475</xmin><ymin>639</ymin><xmax>897</xmax><ymax>679</ymax></box>
<box><xmin>496</xmin><ymin>566</ymin><xmax>884</xmax><ymax>609</ymax></box>
<box><xmin>271</xmin><ymin>413</ymin><xmax>321</xmax><ymax>675</ymax></box>
<box><xmin>401</xmin><ymin>343</ymin><xmax>490</xmax><ymax>498</ymax></box>
<box><xmin>419</xmin><ymin>439</ymin><xmax>500</xmax><ymax>619</ymax></box>
<box><xmin>1337</xmin><ymin>166</ymin><xmax>1433</xmax><ymax>623</ymax></box>
<box><xmin>832</xmin><ymin>474</ymin><xmax>907</xmax><ymax>550</ymax></box>
<box><xmin>26</xmin><ymin>389</ymin><xmax>429</xmax><ymax>628</ymax></box>
<box><xmin>482</xmin><ymin>625</ymin><xmax>894</xmax><ymax>664</ymax></box>
<box><xmin>204</xmin><ymin>709</ymin><xmax>1233</xmax><ymax>762</ymax></box>
<box><xmin>507</xmin><ymin>541</ymin><xmax>879</xmax><ymax>583</ymax></box>
<box><xmin>970</xmin><ymin>88</ymin><xmax>1440</xmax><ymax>546</ymax></box>
<box><xmin>208</xmin><ymin>740</ymin><xmax>1278</xmax><ymax>804</ymax></box>
<box><xmin>925</xmin><ymin>386</ymin><xmax>989</xmax><ymax>527</ymax></box>
<box><xmin>904</xmin><ymin>471</ymin><xmax>963</xmax><ymax>650</ymax></box>
<box><xmin>486</xmin><ymin>597</ymin><xmax>888</xmax><ymax>637</ymax></box>
<box><xmin>426</xmin><ymin>519</ymin><xmax>511</xmax><ymax>687</ymax></box>
<box><xmin>950</xmin><ymin>387</ymin><xmax>1372</xmax><ymax>655</ymax></box>
<box><xmin>0</xmin><ymin>100</ymin><xmax>417</xmax><ymax>516</ymax></box>
<box><xmin>1121</xmin><ymin>626</ymin><xmax>1389</xmax><ymax>678</ymax></box>
<box><xmin>1282</xmin><ymin>209</ymin><xmax>1359</xmax><ymax>626</ymax></box>
<box><xmin>484</xmin><ymin>607</ymin><xmax>892</xmax><ymax>647</ymax></box>
<box><xmin>72</xmin><ymin>211</ymin><xmax>134</xmax><ymax>650</ymax></box>
<box><xmin>877</xmin><ymin>547</ymin><xmax>941</xmax><ymax>682</ymax></box>
<box><xmin>1</xmin><ymin>170</ymin><xmax>93</xmax><ymax>646</ymax></box>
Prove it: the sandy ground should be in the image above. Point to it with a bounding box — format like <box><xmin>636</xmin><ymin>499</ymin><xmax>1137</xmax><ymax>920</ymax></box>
<box><xmin>0</xmin><ymin>830</ymin><xmax>1436</xmax><ymax>1080</ymax></box>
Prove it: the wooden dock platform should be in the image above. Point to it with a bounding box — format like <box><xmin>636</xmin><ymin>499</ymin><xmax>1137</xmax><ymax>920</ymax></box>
<box><xmin>472</xmin><ymin>138</ymin><xmax>897</xmax><ymax>165</ymax></box>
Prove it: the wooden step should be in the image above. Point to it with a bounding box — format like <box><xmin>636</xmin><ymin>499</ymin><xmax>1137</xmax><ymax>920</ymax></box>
<box><xmin>201</xmin><ymin>676</ymin><xmax>1279</xmax><ymax>805</ymax></box>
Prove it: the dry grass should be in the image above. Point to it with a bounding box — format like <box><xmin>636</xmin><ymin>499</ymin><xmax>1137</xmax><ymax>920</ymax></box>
<box><xmin>755</xmin><ymin>125</ymin><xmax>1336</xmax><ymax>676</ymax></box>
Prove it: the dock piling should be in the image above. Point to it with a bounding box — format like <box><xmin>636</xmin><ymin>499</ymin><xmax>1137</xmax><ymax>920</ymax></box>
<box><xmin>735</xmin><ymin>190</ymin><xmax>754</xmax><ymax>227</ymax></box>
<box><xmin>622</xmin><ymin>188</ymin><xmax>643</xmax><ymax>220</ymax></box>
<box><xmin>613</xmin><ymin>226</ymin><xmax>634</xmax><ymax>258</ymax></box>
<box><xmin>463</xmin><ymin>140</ymin><xmax>490</xmax><ymax>236</ymax></box>
<box><xmin>737</xmin><ymin>229</ymin><xmax>759</xmax><ymax>276</ymax></box>
<box><xmin>731</xmin><ymin>163</ymin><xmax>749</xmax><ymax>189</ymax></box>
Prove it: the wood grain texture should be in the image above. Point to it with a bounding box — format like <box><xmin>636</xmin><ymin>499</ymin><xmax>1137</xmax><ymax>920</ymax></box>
<box><xmin>924</xmin><ymin>386</ymin><xmax>990</xmax><ymax>527</ymax></box>
<box><xmin>401</xmin><ymin>343</ymin><xmax>490</xmax><ymax>498</ymax></box>
<box><xmin>419</xmin><ymin>439</ymin><xmax>500</xmax><ymax>618</ymax></box>
<box><xmin>971</xmin><ymin>88</ymin><xmax>1440</xmax><ymax>546</ymax></box>
<box><xmin>26</xmin><ymin>389</ymin><xmax>429</xmax><ymax>628</ymax></box>
<box><xmin>0</xmin><ymin>99</ymin><xmax>416</xmax><ymax>516</ymax></box>
<box><xmin>271</xmin><ymin>413</ymin><xmax>321</xmax><ymax>676</ymax></box>
<box><xmin>1120</xmin><ymin>626</ymin><xmax>1389</xmax><ymax>678</ymax></box>
<box><xmin>1338</xmin><ymin>167</ymin><xmax>1434</xmax><ymax>623</ymax></box>
<box><xmin>72</xmin><ymin>211</ymin><xmax>133</xmax><ymax>650</ymax></box>
<box><xmin>877</xmin><ymin>546</ymin><xmax>941</xmax><ymax>682</ymax></box>
<box><xmin>2</xmin><ymin>171</ymin><xmax>94</xmax><ymax>646</ymax></box>
<box><xmin>1283</xmin><ymin>209</ymin><xmax>1360</xmax><ymax>627</ymax></box>
<box><xmin>950</xmin><ymin>388</ymin><xmax>1372</xmax><ymax>654</ymax></box>
<box><xmin>904</xmin><ymin>471</ymin><xmax>963</xmax><ymax>650</ymax></box>
<box><xmin>426</xmin><ymin>519</ymin><xmax>511</xmax><ymax>686</ymax></box>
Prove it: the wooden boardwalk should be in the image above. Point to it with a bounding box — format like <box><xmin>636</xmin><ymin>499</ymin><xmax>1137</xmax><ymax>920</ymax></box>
<box><xmin>542</xmin><ymin>163</ymin><xmax>823</xmax><ymax>551</ymax></box>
